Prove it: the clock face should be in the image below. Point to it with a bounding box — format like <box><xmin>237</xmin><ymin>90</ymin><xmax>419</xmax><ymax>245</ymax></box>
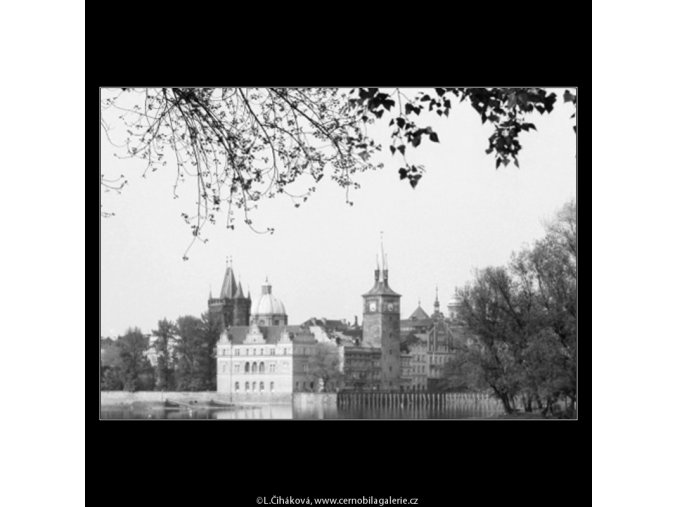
<box><xmin>387</xmin><ymin>303</ymin><xmax>394</xmax><ymax>311</ymax></box>
<box><xmin>369</xmin><ymin>301</ymin><xmax>377</xmax><ymax>312</ymax></box>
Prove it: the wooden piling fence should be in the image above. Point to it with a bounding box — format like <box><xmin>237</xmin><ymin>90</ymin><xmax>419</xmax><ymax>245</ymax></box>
<box><xmin>336</xmin><ymin>391</ymin><xmax>502</xmax><ymax>409</ymax></box>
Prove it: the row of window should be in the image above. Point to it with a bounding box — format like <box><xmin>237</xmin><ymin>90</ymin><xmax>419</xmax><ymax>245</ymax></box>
<box><xmin>403</xmin><ymin>365</ymin><xmax>427</xmax><ymax>374</ymax></box>
<box><xmin>234</xmin><ymin>381</ymin><xmax>274</xmax><ymax>393</ymax></box>
<box><xmin>231</xmin><ymin>381</ymin><xmax>325</xmax><ymax>393</ymax></box>
<box><xmin>221</xmin><ymin>361</ymin><xmax>289</xmax><ymax>374</ymax></box>
<box><xmin>221</xmin><ymin>347</ymin><xmax>290</xmax><ymax>357</ymax></box>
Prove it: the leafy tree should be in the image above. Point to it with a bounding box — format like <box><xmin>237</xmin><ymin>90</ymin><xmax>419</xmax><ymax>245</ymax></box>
<box><xmin>173</xmin><ymin>314</ymin><xmax>219</xmax><ymax>391</ymax></box>
<box><xmin>173</xmin><ymin>316</ymin><xmax>204</xmax><ymax>391</ymax></box>
<box><xmin>200</xmin><ymin>312</ymin><xmax>221</xmax><ymax>391</ymax></box>
<box><xmin>101</xmin><ymin>87</ymin><xmax>576</xmax><ymax>256</ymax></box>
<box><xmin>308</xmin><ymin>343</ymin><xmax>342</xmax><ymax>392</ymax></box>
<box><xmin>440</xmin><ymin>348</ymin><xmax>483</xmax><ymax>394</ymax></box>
<box><xmin>151</xmin><ymin>319</ymin><xmax>178</xmax><ymax>390</ymax></box>
<box><xmin>101</xmin><ymin>336</ymin><xmax>122</xmax><ymax>390</ymax></box>
<box><xmin>117</xmin><ymin>328</ymin><xmax>154</xmax><ymax>392</ymax></box>
<box><xmin>449</xmin><ymin>200</ymin><xmax>577</xmax><ymax>416</ymax></box>
<box><xmin>101</xmin><ymin>364</ymin><xmax>123</xmax><ymax>391</ymax></box>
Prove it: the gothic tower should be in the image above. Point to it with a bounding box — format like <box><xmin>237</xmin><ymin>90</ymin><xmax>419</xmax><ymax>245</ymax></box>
<box><xmin>208</xmin><ymin>258</ymin><xmax>251</xmax><ymax>331</ymax></box>
<box><xmin>362</xmin><ymin>234</ymin><xmax>401</xmax><ymax>391</ymax></box>
<box><xmin>232</xmin><ymin>281</ymin><xmax>251</xmax><ymax>326</ymax></box>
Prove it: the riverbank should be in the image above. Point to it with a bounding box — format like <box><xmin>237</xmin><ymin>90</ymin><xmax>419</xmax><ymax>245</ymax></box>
<box><xmin>100</xmin><ymin>391</ymin><xmax>336</xmax><ymax>406</ymax></box>
<box><xmin>101</xmin><ymin>391</ymin><xmax>233</xmax><ymax>406</ymax></box>
<box><xmin>484</xmin><ymin>411</ymin><xmax>577</xmax><ymax>420</ymax></box>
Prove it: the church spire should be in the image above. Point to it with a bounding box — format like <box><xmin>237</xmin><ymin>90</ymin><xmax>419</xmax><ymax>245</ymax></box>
<box><xmin>364</xmin><ymin>232</ymin><xmax>399</xmax><ymax>297</ymax></box>
<box><xmin>379</xmin><ymin>231</ymin><xmax>388</xmax><ymax>283</ymax></box>
<box><xmin>220</xmin><ymin>256</ymin><xmax>238</xmax><ymax>299</ymax></box>
<box><xmin>234</xmin><ymin>280</ymin><xmax>245</xmax><ymax>298</ymax></box>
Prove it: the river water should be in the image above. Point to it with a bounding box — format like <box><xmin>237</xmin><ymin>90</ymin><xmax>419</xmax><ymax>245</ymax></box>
<box><xmin>101</xmin><ymin>401</ymin><xmax>505</xmax><ymax>420</ymax></box>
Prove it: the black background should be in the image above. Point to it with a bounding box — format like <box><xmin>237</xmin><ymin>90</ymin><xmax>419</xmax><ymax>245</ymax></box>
<box><xmin>89</xmin><ymin>9</ymin><xmax>589</xmax><ymax>504</ymax></box>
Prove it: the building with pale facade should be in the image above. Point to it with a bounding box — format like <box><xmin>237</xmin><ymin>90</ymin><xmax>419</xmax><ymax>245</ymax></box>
<box><xmin>210</xmin><ymin>253</ymin><xmax>475</xmax><ymax>397</ymax></box>
<box><xmin>214</xmin><ymin>271</ymin><xmax>340</xmax><ymax>399</ymax></box>
<box><xmin>403</xmin><ymin>335</ymin><xmax>428</xmax><ymax>391</ymax></box>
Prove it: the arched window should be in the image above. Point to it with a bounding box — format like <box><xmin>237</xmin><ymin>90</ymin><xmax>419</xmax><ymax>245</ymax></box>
<box><xmin>259</xmin><ymin>361</ymin><xmax>265</xmax><ymax>373</ymax></box>
<box><xmin>252</xmin><ymin>362</ymin><xmax>258</xmax><ymax>373</ymax></box>
<box><xmin>270</xmin><ymin>363</ymin><xmax>276</xmax><ymax>373</ymax></box>
<box><xmin>251</xmin><ymin>381</ymin><xmax>257</xmax><ymax>392</ymax></box>
<box><xmin>245</xmin><ymin>381</ymin><xmax>249</xmax><ymax>392</ymax></box>
<box><xmin>270</xmin><ymin>382</ymin><xmax>274</xmax><ymax>393</ymax></box>
<box><xmin>244</xmin><ymin>362</ymin><xmax>250</xmax><ymax>373</ymax></box>
<box><xmin>259</xmin><ymin>381</ymin><xmax>264</xmax><ymax>392</ymax></box>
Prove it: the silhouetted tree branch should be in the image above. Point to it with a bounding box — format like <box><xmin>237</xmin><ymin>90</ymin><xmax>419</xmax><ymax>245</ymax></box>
<box><xmin>101</xmin><ymin>87</ymin><xmax>576</xmax><ymax>257</ymax></box>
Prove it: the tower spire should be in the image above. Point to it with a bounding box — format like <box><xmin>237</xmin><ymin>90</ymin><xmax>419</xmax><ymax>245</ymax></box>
<box><xmin>379</xmin><ymin>231</ymin><xmax>388</xmax><ymax>282</ymax></box>
<box><xmin>220</xmin><ymin>257</ymin><xmax>237</xmax><ymax>299</ymax></box>
<box><xmin>234</xmin><ymin>280</ymin><xmax>245</xmax><ymax>298</ymax></box>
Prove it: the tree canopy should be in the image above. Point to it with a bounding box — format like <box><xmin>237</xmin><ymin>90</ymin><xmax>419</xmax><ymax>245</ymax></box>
<box><xmin>447</xmin><ymin>200</ymin><xmax>576</xmax><ymax>417</ymax></box>
<box><xmin>101</xmin><ymin>87</ymin><xmax>576</xmax><ymax>257</ymax></box>
<box><xmin>100</xmin><ymin>328</ymin><xmax>154</xmax><ymax>392</ymax></box>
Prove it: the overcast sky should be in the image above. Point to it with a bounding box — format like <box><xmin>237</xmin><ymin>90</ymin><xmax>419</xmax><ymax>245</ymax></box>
<box><xmin>100</xmin><ymin>88</ymin><xmax>576</xmax><ymax>336</ymax></box>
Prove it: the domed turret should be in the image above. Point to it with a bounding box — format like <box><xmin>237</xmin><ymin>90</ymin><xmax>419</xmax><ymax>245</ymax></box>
<box><xmin>251</xmin><ymin>278</ymin><xmax>288</xmax><ymax>326</ymax></box>
<box><xmin>447</xmin><ymin>290</ymin><xmax>462</xmax><ymax>321</ymax></box>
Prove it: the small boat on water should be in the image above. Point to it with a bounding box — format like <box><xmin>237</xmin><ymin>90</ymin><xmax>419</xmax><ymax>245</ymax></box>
<box><xmin>208</xmin><ymin>399</ymin><xmax>235</xmax><ymax>408</ymax></box>
<box><xmin>163</xmin><ymin>398</ymin><xmax>234</xmax><ymax>409</ymax></box>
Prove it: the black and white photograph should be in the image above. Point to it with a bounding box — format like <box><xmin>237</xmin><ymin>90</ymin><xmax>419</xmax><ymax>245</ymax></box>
<box><xmin>10</xmin><ymin>1</ymin><xmax>677</xmax><ymax>505</ymax></box>
<box><xmin>99</xmin><ymin>87</ymin><xmax>577</xmax><ymax>420</ymax></box>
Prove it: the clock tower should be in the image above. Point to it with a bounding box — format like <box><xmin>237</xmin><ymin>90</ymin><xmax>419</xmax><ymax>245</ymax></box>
<box><xmin>362</xmin><ymin>234</ymin><xmax>401</xmax><ymax>391</ymax></box>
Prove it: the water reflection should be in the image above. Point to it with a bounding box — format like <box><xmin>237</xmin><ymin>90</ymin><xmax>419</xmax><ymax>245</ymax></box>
<box><xmin>101</xmin><ymin>401</ymin><xmax>504</xmax><ymax>420</ymax></box>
